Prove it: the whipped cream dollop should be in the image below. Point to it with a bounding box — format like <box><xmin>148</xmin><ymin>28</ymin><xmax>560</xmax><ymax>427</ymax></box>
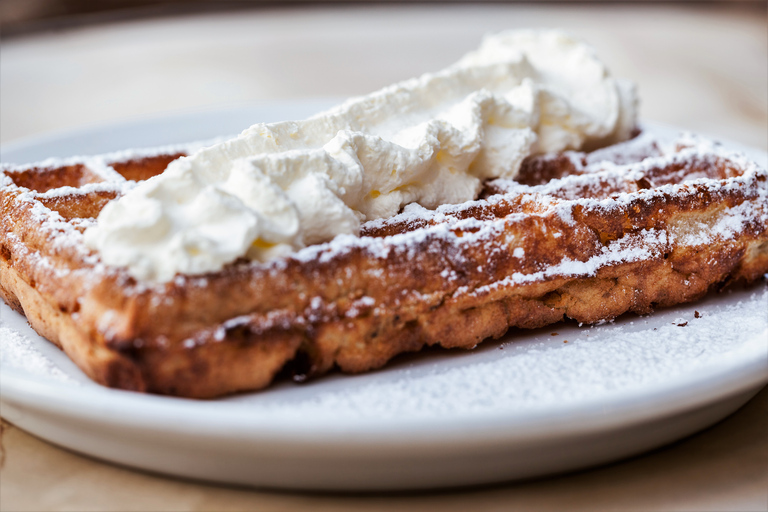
<box><xmin>85</xmin><ymin>29</ymin><xmax>638</xmax><ymax>282</ymax></box>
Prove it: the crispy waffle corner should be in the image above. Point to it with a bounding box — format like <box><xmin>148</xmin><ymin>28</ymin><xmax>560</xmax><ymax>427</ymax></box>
<box><xmin>2</xmin><ymin>133</ymin><xmax>767</xmax><ymax>397</ymax></box>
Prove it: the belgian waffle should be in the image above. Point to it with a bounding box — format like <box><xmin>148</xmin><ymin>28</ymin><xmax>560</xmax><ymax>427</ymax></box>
<box><xmin>1</xmin><ymin>132</ymin><xmax>767</xmax><ymax>398</ymax></box>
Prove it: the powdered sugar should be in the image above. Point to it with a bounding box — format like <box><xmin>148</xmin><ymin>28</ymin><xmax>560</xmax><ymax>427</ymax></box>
<box><xmin>669</xmin><ymin>200</ymin><xmax>763</xmax><ymax>247</ymax></box>
<box><xmin>36</xmin><ymin>180</ymin><xmax>133</xmax><ymax>199</ymax></box>
<box><xmin>0</xmin><ymin>326</ymin><xmax>77</xmax><ymax>384</ymax></box>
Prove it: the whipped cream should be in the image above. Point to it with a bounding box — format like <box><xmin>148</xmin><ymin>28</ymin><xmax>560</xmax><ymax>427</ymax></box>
<box><xmin>84</xmin><ymin>29</ymin><xmax>638</xmax><ymax>282</ymax></box>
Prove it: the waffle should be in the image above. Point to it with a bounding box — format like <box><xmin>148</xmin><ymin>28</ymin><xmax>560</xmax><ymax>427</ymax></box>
<box><xmin>1</xmin><ymin>132</ymin><xmax>767</xmax><ymax>397</ymax></box>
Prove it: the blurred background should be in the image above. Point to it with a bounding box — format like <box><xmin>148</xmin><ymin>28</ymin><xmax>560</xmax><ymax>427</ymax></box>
<box><xmin>1</xmin><ymin>0</ymin><xmax>765</xmax><ymax>33</ymax></box>
<box><xmin>1</xmin><ymin>1</ymin><xmax>766</xmax><ymax>150</ymax></box>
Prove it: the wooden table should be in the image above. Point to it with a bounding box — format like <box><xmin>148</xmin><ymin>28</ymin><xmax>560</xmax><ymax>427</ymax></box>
<box><xmin>1</xmin><ymin>4</ymin><xmax>767</xmax><ymax>511</ymax></box>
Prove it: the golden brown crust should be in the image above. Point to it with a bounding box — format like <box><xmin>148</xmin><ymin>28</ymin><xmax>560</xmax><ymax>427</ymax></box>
<box><xmin>1</xmin><ymin>134</ymin><xmax>767</xmax><ymax>397</ymax></box>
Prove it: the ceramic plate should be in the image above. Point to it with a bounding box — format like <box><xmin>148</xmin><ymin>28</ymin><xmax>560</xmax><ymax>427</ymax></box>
<box><xmin>1</xmin><ymin>103</ymin><xmax>767</xmax><ymax>490</ymax></box>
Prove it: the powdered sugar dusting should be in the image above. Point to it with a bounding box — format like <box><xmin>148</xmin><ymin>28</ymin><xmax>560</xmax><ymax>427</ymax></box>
<box><xmin>0</xmin><ymin>326</ymin><xmax>78</xmax><ymax>384</ymax></box>
<box><xmin>36</xmin><ymin>180</ymin><xmax>134</xmax><ymax>199</ymax></box>
<box><xmin>460</xmin><ymin>229</ymin><xmax>667</xmax><ymax>298</ymax></box>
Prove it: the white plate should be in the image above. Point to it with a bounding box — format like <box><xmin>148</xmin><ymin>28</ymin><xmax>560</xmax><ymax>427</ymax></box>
<box><xmin>1</xmin><ymin>104</ymin><xmax>767</xmax><ymax>491</ymax></box>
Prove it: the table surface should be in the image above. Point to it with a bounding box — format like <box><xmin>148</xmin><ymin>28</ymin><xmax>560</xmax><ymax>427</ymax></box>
<box><xmin>1</xmin><ymin>4</ymin><xmax>767</xmax><ymax>511</ymax></box>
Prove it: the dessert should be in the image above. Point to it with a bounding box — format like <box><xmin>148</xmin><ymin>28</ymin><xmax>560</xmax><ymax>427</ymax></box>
<box><xmin>1</xmin><ymin>31</ymin><xmax>766</xmax><ymax>397</ymax></box>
